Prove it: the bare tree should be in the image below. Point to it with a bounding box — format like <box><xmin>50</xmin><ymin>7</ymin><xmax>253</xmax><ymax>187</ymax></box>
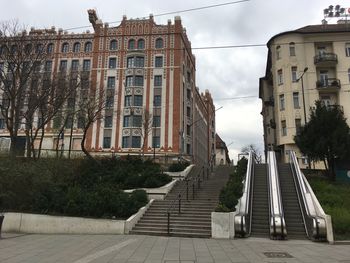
<box><xmin>76</xmin><ymin>87</ymin><xmax>106</xmax><ymax>161</ymax></box>
<box><xmin>137</xmin><ymin>108</ymin><xmax>153</xmax><ymax>160</ymax></box>
<box><xmin>241</xmin><ymin>144</ymin><xmax>262</xmax><ymax>164</ymax></box>
<box><xmin>0</xmin><ymin>20</ymin><xmax>50</xmax><ymax>156</ymax></box>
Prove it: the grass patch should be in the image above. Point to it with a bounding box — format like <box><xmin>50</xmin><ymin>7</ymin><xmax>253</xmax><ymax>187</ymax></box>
<box><xmin>307</xmin><ymin>176</ymin><xmax>350</xmax><ymax>240</ymax></box>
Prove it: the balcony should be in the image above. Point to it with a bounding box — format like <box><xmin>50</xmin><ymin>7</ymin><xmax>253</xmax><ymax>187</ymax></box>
<box><xmin>316</xmin><ymin>78</ymin><xmax>341</xmax><ymax>92</ymax></box>
<box><xmin>314</xmin><ymin>53</ymin><xmax>338</xmax><ymax>66</ymax></box>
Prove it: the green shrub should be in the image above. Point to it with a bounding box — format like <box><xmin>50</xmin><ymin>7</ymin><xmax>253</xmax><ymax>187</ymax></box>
<box><xmin>168</xmin><ymin>162</ymin><xmax>190</xmax><ymax>172</ymax></box>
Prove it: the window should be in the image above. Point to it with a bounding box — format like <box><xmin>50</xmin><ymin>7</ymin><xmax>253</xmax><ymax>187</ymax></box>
<box><xmin>83</xmin><ymin>59</ymin><xmax>91</xmax><ymax>71</ymax></box>
<box><xmin>61</xmin><ymin>42</ymin><xmax>69</xmax><ymax>53</ymax></box>
<box><xmin>154</xmin><ymin>95</ymin><xmax>161</xmax><ymax>106</ymax></box>
<box><xmin>289</xmin><ymin>42</ymin><xmax>295</xmax><ymax>56</ymax></box>
<box><xmin>131</xmin><ymin>136</ymin><xmax>141</xmax><ymax>148</ymax></box>
<box><xmin>187</xmin><ymin>125</ymin><xmax>191</xmax><ymax>136</ymax></box>
<box><xmin>291</xmin><ymin>66</ymin><xmax>297</xmax><ymax>82</ymax></box>
<box><xmin>153</xmin><ymin>116</ymin><xmax>161</xmax><ymax>127</ymax></box>
<box><xmin>71</xmin><ymin>60</ymin><xmax>79</xmax><ymax>71</ymax></box>
<box><xmin>127</xmin><ymin>56</ymin><xmax>144</xmax><ymax>68</ymax></box>
<box><xmin>154</xmin><ymin>75</ymin><xmax>162</xmax><ymax>86</ymax></box>
<box><xmin>59</xmin><ymin>60</ymin><xmax>67</xmax><ymax>71</ymax></box>
<box><xmin>10</xmin><ymin>45</ymin><xmax>17</xmax><ymax>54</ymax></box>
<box><xmin>187</xmin><ymin>89</ymin><xmax>191</xmax><ymax>100</ymax></box>
<box><xmin>276</xmin><ymin>45</ymin><xmax>281</xmax><ymax>60</ymax></box>
<box><xmin>107</xmin><ymin>77</ymin><xmax>115</xmax><ymax>89</ymax></box>
<box><xmin>33</xmin><ymin>61</ymin><xmax>41</xmax><ymax>72</ymax></box>
<box><xmin>47</xmin><ymin>43</ymin><xmax>54</xmax><ymax>54</ymax></box>
<box><xmin>122</xmin><ymin>136</ymin><xmax>129</xmax><ymax>148</ymax></box>
<box><xmin>65</xmin><ymin>117</ymin><xmax>73</xmax><ymax>129</ymax></box>
<box><xmin>106</xmin><ymin>96</ymin><xmax>114</xmax><ymax>108</ymax></box>
<box><xmin>110</xmin><ymin>40</ymin><xmax>117</xmax><ymax>50</ymax></box>
<box><xmin>155</xmin><ymin>56</ymin><xmax>163</xmax><ymax>67</ymax></box>
<box><xmin>134</xmin><ymin>95</ymin><xmax>143</xmax><ymax>106</ymax></box>
<box><xmin>137</xmin><ymin>39</ymin><xmax>145</xmax><ymax>49</ymax></box>
<box><xmin>277</xmin><ymin>69</ymin><xmax>283</xmax><ymax>85</ymax></box>
<box><xmin>124</xmin><ymin>95</ymin><xmax>132</xmax><ymax>106</ymax></box>
<box><xmin>24</xmin><ymin>44</ymin><xmax>32</xmax><ymax>54</ymax></box>
<box><xmin>128</xmin><ymin>39</ymin><xmax>135</xmax><ymax>50</ymax></box>
<box><xmin>105</xmin><ymin>116</ymin><xmax>112</xmax><ymax>128</ymax></box>
<box><xmin>84</xmin><ymin>42</ymin><xmax>92</xmax><ymax>52</ymax></box>
<box><xmin>281</xmin><ymin>120</ymin><xmax>287</xmax><ymax>136</ymax></box>
<box><xmin>293</xmin><ymin>92</ymin><xmax>300</xmax><ymax>109</ymax></box>
<box><xmin>36</xmin><ymin>44</ymin><xmax>44</xmax><ymax>54</ymax></box>
<box><xmin>319</xmin><ymin>70</ymin><xmax>329</xmax><ymax>86</ymax></box>
<box><xmin>346</xmin><ymin>43</ymin><xmax>350</xmax><ymax>57</ymax></box>
<box><xmin>77</xmin><ymin>117</ymin><xmax>85</xmax><ymax>129</ymax></box>
<box><xmin>295</xmin><ymin>118</ymin><xmax>302</xmax><ymax>135</ymax></box>
<box><xmin>187</xmin><ymin>106</ymin><xmax>191</xmax><ymax>117</ymax></box>
<box><xmin>155</xmin><ymin>38</ymin><xmax>163</xmax><ymax>49</ymax></box>
<box><xmin>126</xmin><ymin>76</ymin><xmax>133</xmax><ymax>87</ymax></box>
<box><xmin>279</xmin><ymin>94</ymin><xmax>285</xmax><ymax>111</ymax></box>
<box><xmin>73</xmin><ymin>42</ymin><xmax>81</xmax><ymax>53</ymax></box>
<box><xmin>44</xmin><ymin>60</ymin><xmax>52</xmax><ymax>72</ymax></box>
<box><xmin>0</xmin><ymin>118</ymin><xmax>5</xmax><ymax>129</ymax></box>
<box><xmin>348</xmin><ymin>69</ymin><xmax>350</xmax><ymax>82</ymax></box>
<box><xmin>109</xmin><ymin>57</ymin><xmax>117</xmax><ymax>69</ymax></box>
<box><xmin>133</xmin><ymin>116</ymin><xmax>142</xmax><ymax>127</ymax></box>
<box><xmin>123</xmin><ymin>116</ymin><xmax>130</xmax><ymax>127</ymax></box>
<box><xmin>152</xmin><ymin>136</ymin><xmax>160</xmax><ymax>148</ymax></box>
<box><xmin>134</xmin><ymin>75</ymin><xmax>144</xmax><ymax>86</ymax></box>
<box><xmin>103</xmin><ymin>137</ymin><xmax>111</xmax><ymax>148</ymax></box>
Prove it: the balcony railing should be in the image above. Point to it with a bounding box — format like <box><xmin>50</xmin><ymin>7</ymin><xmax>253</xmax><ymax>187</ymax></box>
<box><xmin>314</xmin><ymin>53</ymin><xmax>338</xmax><ymax>65</ymax></box>
<box><xmin>316</xmin><ymin>78</ymin><xmax>341</xmax><ymax>91</ymax></box>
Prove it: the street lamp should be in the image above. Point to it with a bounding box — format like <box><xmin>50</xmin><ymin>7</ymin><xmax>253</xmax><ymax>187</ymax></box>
<box><xmin>296</xmin><ymin>67</ymin><xmax>308</xmax><ymax>125</ymax></box>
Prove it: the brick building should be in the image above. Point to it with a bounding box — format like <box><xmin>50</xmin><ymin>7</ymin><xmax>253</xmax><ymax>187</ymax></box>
<box><xmin>0</xmin><ymin>10</ymin><xmax>215</xmax><ymax>166</ymax></box>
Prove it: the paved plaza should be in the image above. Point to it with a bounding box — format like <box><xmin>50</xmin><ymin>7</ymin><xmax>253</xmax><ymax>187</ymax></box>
<box><xmin>0</xmin><ymin>233</ymin><xmax>349</xmax><ymax>263</ymax></box>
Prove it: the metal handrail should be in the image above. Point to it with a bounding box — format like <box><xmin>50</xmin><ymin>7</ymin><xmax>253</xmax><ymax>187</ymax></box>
<box><xmin>267</xmin><ymin>151</ymin><xmax>286</xmax><ymax>239</ymax></box>
<box><xmin>166</xmin><ymin>165</ymin><xmax>207</xmax><ymax>235</ymax></box>
<box><xmin>234</xmin><ymin>151</ymin><xmax>254</xmax><ymax>237</ymax></box>
<box><xmin>289</xmin><ymin>151</ymin><xmax>327</xmax><ymax>240</ymax></box>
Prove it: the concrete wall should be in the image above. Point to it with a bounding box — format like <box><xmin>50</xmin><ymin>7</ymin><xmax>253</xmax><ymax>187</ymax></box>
<box><xmin>211</xmin><ymin>212</ymin><xmax>236</xmax><ymax>239</ymax></box>
<box><xmin>165</xmin><ymin>164</ymin><xmax>194</xmax><ymax>178</ymax></box>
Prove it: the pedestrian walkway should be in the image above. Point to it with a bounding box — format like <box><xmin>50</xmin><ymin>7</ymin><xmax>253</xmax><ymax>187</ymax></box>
<box><xmin>0</xmin><ymin>233</ymin><xmax>349</xmax><ymax>262</ymax></box>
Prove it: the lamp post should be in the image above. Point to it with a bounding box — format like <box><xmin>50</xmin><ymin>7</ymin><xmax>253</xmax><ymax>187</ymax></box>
<box><xmin>297</xmin><ymin>67</ymin><xmax>308</xmax><ymax>125</ymax></box>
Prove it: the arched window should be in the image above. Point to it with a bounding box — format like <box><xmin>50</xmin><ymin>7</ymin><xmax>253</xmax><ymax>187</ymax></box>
<box><xmin>47</xmin><ymin>43</ymin><xmax>54</xmax><ymax>54</ymax></box>
<box><xmin>84</xmin><ymin>42</ymin><xmax>92</xmax><ymax>52</ymax></box>
<box><xmin>137</xmin><ymin>39</ymin><xmax>145</xmax><ymax>49</ymax></box>
<box><xmin>25</xmin><ymin>44</ymin><xmax>32</xmax><ymax>54</ymax></box>
<box><xmin>289</xmin><ymin>42</ymin><xmax>295</xmax><ymax>56</ymax></box>
<box><xmin>61</xmin><ymin>42</ymin><xmax>69</xmax><ymax>53</ymax></box>
<box><xmin>73</xmin><ymin>42</ymin><xmax>81</xmax><ymax>53</ymax></box>
<box><xmin>110</xmin><ymin>40</ymin><xmax>117</xmax><ymax>50</ymax></box>
<box><xmin>128</xmin><ymin>39</ymin><xmax>135</xmax><ymax>50</ymax></box>
<box><xmin>36</xmin><ymin>43</ymin><xmax>43</xmax><ymax>54</ymax></box>
<box><xmin>276</xmin><ymin>45</ymin><xmax>281</xmax><ymax>60</ymax></box>
<box><xmin>155</xmin><ymin>38</ymin><xmax>163</xmax><ymax>49</ymax></box>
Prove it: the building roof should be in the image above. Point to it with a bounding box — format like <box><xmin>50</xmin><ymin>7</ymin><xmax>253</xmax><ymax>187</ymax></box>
<box><xmin>267</xmin><ymin>22</ymin><xmax>350</xmax><ymax>46</ymax></box>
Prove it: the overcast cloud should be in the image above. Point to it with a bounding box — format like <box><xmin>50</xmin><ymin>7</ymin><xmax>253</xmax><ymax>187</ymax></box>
<box><xmin>1</xmin><ymin>0</ymin><xmax>347</xmax><ymax>162</ymax></box>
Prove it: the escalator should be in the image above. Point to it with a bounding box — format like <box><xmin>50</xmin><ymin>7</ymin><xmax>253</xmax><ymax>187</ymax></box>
<box><xmin>250</xmin><ymin>164</ymin><xmax>269</xmax><ymax>237</ymax></box>
<box><xmin>278</xmin><ymin>163</ymin><xmax>307</xmax><ymax>239</ymax></box>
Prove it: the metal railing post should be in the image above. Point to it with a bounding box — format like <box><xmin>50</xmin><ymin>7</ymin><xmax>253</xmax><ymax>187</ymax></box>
<box><xmin>167</xmin><ymin>212</ymin><xmax>170</xmax><ymax>235</ymax></box>
<box><xmin>178</xmin><ymin>194</ymin><xmax>181</xmax><ymax>214</ymax></box>
<box><xmin>197</xmin><ymin>175</ymin><xmax>201</xmax><ymax>189</ymax></box>
<box><xmin>202</xmin><ymin>166</ymin><xmax>205</xmax><ymax>180</ymax></box>
<box><xmin>186</xmin><ymin>179</ymin><xmax>189</xmax><ymax>200</ymax></box>
<box><xmin>207</xmin><ymin>167</ymin><xmax>209</xmax><ymax>179</ymax></box>
<box><xmin>192</xmin><ymin>182</ymin><xmax>195</xmax><ymax>200</ymax></box>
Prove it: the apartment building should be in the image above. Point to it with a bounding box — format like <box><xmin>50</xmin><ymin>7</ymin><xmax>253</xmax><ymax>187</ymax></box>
<box><xmin>259</xmin><ymin>21</ymin><xmax>350</xmax><ymax>167</ymax></box>
<box><xmin>0</xmin><ymin>10</ymin><xmax>215</xmax><ymax>166</ymax></box>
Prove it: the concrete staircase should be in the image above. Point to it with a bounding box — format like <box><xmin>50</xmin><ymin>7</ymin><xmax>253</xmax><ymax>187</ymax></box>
<box><xmin>278</xmin><ymin>163</ymin><xmax>308</xmax><ymax>239</ymax></box>
<box><xmin>250</xmin><ymin>163</ymin><xmax>270</xmax><ymax>237</ymax></box>
<box><xmin>130</xmin><ymin>166</ymin><xmax>230</xmax><ymax>238</ymax></box>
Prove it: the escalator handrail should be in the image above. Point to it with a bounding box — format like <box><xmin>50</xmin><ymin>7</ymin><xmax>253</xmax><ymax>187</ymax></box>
<box><xmin>234</xmin><ymin>151</ymin><xmax>254</xmax><ymax>236</ymax></box>
<box><xmin>289</xmin><ymin>151</ymin><xmax>328</xmax><ymax>239</ymax></box>
<box><xmin>267</xmin><ymin>151</ymin><xmax>286</xmax><ymax>238</ymax></box>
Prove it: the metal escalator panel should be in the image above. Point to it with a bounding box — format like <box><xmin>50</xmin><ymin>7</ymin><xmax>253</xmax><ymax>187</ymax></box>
<box><xmin>250</xmin><ymin>163</ymin><xmax>270</xmax><ymax>237</ymax></box>
<box><xmin>278</xmin><ymin>163</ymin><xmax>308</xmax><ymax>239</ymax></box>
<box><xmin>288</xmin><ymin>151</ymin><xmax>328</xmax><ymax>241</ymax></box>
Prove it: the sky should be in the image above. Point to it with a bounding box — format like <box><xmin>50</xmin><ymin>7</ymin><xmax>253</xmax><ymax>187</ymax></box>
<box><xmin>1</xmin><ymin>0</ymin><xmax>348</xmax><ymax>163</ymax></box>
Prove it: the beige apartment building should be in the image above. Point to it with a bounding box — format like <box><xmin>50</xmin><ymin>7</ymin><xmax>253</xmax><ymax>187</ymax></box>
<box><xmin>259</xmin><ymin>21</ymin><xmax>350</xmax><ymax>167</ymax></box>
